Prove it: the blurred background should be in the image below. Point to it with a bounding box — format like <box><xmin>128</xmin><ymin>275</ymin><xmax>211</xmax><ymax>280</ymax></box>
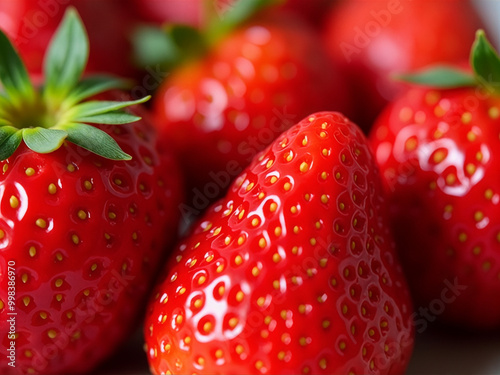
<box><xmin>2</xmin><ymin>0</ymin><xmax>500</xmax><ymax>374</ymax></box>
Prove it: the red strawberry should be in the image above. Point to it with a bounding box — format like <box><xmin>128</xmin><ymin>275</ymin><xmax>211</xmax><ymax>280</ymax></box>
<box><xmin>144</xmin><ymin>111</ymin><xmax>414</xmax><ymax>374</ymax></box>
<box><xmin>322</xmin><ymin>0</ymin><xmax>485</xmax><ymax>131</ymax></box>
<box><xmin>0</xmin><ymin>0</ymin><xmax>139</xmax><ymax>77</ymax></box>
<box><xmin>146</xmin><ymin>4</ymin><xmax>351</xmax><ymax>212</ymax></box>
<box><xmin>0</xmin><ymin>9</ymin><xmax>183</xmax><ymax>374</ymax></box>
<box><xmin>369</xmin><ymin>31</ymin><xmax>500</xmax><ymax>329</ymax></box>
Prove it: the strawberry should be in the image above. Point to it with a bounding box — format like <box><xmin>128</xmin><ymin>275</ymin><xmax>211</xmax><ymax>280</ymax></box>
<box><xmin>0</xmin><ymin>0</ymin><xmax>138</xmax><ymax>77</ymax></box>
<box><xmin>144</xmin><ymin>111</ymin><xmax>414</xmax><ymax>374</ymax></box>
<box><xmin>139</xmin><ymin>0</ymin><xmax>351</xmax><ymax>214</ymax></box>
<box><xmin>322</xmin><ymin>0</ymin><xmax>485</xmax><ymax>131</ymax></box>
<box><xmin>0</xmin><ymin>9</ymin><xmax>183</xmax><ymax>374</ymax></box>
<box><xmin>369</xmin><ymin>31</ymin><xmax>500</xmax><ymax>329</ymax></box>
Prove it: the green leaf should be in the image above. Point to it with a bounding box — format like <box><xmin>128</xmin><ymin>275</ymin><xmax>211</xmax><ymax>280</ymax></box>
<box><xmin>43</xmin><ymin>7</ymin><xmax>88</xmax><ymax>103</ymax></box>
<box><xmin>62</xmin><ymin>123</ymin><xmax>131</xmax><ymax>160</ymax></box>
<box><xmin>74</xmin><ymin>111</ymin><xmax>141</xmax><ymax>125</ymax></box>
<box><xmin>63</xmin><ymin>75</ymin><xmax>132</xmax><ymax>108</ymax></box>
<box><xmin>0</xmin><ymin>126</ymin><xmax>22</xmax><ymax>160</ymax></box>
<box><xmin>205</xmin><ymin>0</ymin><xmax>284</xmax><ymax>45</ymax></box>
<box><xmin>65</xmin><ymin>97</ymin><xmax>150</xmax><ymax>121</ymax></box>
<box><xmin>470</xmin><ymin>30</ymin><xmax>500</xmax><ymax>91</ymax></box>
<box><xmin>0</xmin><ymin>30</ymin><xmax>35</xmax><ymax>106</ymax></box>
<box><xmin>394</xmin><ymin>65</ymin><xmax>477</xmax><ymax>88</ymax></box>
<box><xmin>132</xmin><ymin>25</ymin><xmax>207</xmax><ymax>71</ymax></box>
<box><xmin>22</xmin><ymin>128</ymin><xmax>68</xmax><ymax>154</ymax></box>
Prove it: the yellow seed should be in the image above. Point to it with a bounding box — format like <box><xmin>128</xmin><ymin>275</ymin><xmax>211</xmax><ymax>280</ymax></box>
<box><xmin>405</xmin><ymin>137</ymin><xmax>417</xmax><ymax>151</ymax></box>
<box><xmin>255</xmin><ymin>360</ymin><xmax>264</xmax><ymax>370</ymax></box>
<box><xmin>237</xmin><ymin>235</ymin><xmax>245</xmax><ymax>246</ymax></box>
<box><xmin>290</xmin><ymin>206</ymin><xmax>297</xmax><ymax>214</ymax></box>
<box><xmin>235</xmin><ymin>291</ymin><xmax>244</xmax><ymax>302</ymax></box>
<box><xmin>3</xmin><ymin>164</ymin><xmax>8</xmax><ymax>173</ymax></box>
<box><xmin>302</xmin><ymin>137</ymin><xmax>308</xmax><ymax>146</ymax></box>
<box><xmin>284</xmin><ymin>182</ymin><xmax>291</xmax><ymax>191</ymax></box>
<box><xmin>299</xmin><ymin>162</ymin><xmax>309</xmax><ymax>173</ymax></box>
<box><xmin>234</xmin><ymin>255</ymin><xmax>243</xmax><ymax>266</ymax></box>
<box><xmin>321</xmin><ymin>194</ymin><xmax>328</xmax><ymax>204</ymax></box>
<box><xmin>461</xmin><ymin>112</ymin><xmax>472</xmax><ymax>123</ymax></box>
<box><xmin>252</xmin><ymin>266</ymin><xmax>260</xmax><ymax>277</ymax></box>
<box><xmin>322</xmin><ymin>148</ymin><xmax>329</xmax><ymax>156</ymax></box>
<box><xmin>433</xmin><ymin>150</ymin><xmax>446</xmax><ymax>164</ymax></box>
<box><xmin>251</xmin><ymin>217</ymin><xmax>259</xmax><ymax>227</ymax></box>
<box><xmin>446</xmin><ymin>174</ymin><xmax>456</xmax><ymax>185</ymax></box>
<box><xmin>55</xmin><ymin>252</ymin><xmax>63</xmax><ymax>262</ymax></box>
<box><xmin>203</xmin><ymin>321</ymin><xmax>213</xmax><ymax>333</ymax></box>
<box><xmin>474</xmin><ymin>211</ymin><xmax>484</xmax><ymax>222</ymax></box>
<box><xmin>319</xmin><ymin>358</ymin><xmax>327</xmax><ymax>370</ymax></box>
<box><xmin>46</xmin><ymin>183</ymin><xmax>58</xmax><ymax>196</ymax></box>
<box><xmin>458</xmin><ymin>232</ymin><xmax>467</xmax><ymax>242</ymax></box>
<box><xmin>235</xmin><ymin>344</ymin><xmax>244</xmax><ymax>355</ymax></box>
<box><xmin>489</xmin><ymin>107</ymin><xmax>500</xmax><ymax>119</ymax></box>
<box><xmin>228</xmin><ymin>317</ymin><xmax>238</xmax><ymax>328</ymax></box>
<box><xmin>72</xmin><ymin>234</ymin><xmax>79</xmax><ymax>245</ymax></box>
<box><xmin>84</xmin><ymin>180</ymin><xmax>93</xmax><ymax>190</ymax></box>
<box><xmin>259</xmin><ymin>237</ymin><xmax>267</xmax><ymax>248</ymax></box>
<box><xmin>339</xmin><ymin>341</ymin><xmax>346</xmax><ymax>351</ymax></box>
<box><xmin>485</xmin><ymin>189</ymin><xmax>494</xmax><ymax>200</ymax></box>
<box><xmin>266</xmin><ymin>160</ymin><xmax>273</xmax><ymax>168</ymax></box>
<box><xmin>47</xmin><ymin>330</ymin><xmax>57</xmax><ymax>339</ymax></box>
<box><xmin>466</xmin><ymin>163</ymin><xmax>476</xmax><ymax>175</ymax></box>
<box><xmin>67</xmin><ymin>164</ymin><xmax>75</xmax><ymax>172</ymax></box>
<box><xmin>25</xmin><ymin>167</ymin><xmax>35</xmax><ymax>176</ymax></box>
<box><xmin>10</xmin><ymin>195</ymin><xmax>19</xmax><ymax>209</ymax></box>
<box><xmin>0</xmin><ymin>230</ymin><xmax>4</xmax><ymax>240</ymax></box>
<box><xmin>193</xmin><ymin>298</ymin><xmax>203</xmax><ymax>309</ymax></box>
<box><xmin>108</xmin><ymin>211</ymin><xmax>117</xmax><ymax>220</ymax></box>
<box><xmin>322</xmin><ymin>320</ymin><xmax>330</xmax><ymax>329</ymax></box>
<box><xmin>55</xmin><ymin>279</ymin><xmax>63</xmax><ymax>288</ymax></box>
<box><xmin>272</xmin><ymin>253</ymin><xmax>281</xmax><ymax>263</ymax></box>
<box><xmin>77</xmin><ymin>210</ymin><xmax>87</xmax><ymax>220</ymax></box>
<box><xmin>215</xmin><ymin>349</ymin><xmax>223</xmax><ymax>359</ymax></box>
<box><xmin>91</xmin><ymin>263</ymin><xmax>98</xmax><ymax>272</ymax></box>
<box><xmin>467</xmin><ymin>131</ymin><xmax>477</xmax><ymax>142</ymax></box>
<box><xmin>274</xmin><ymin>227</ymin><xmax>282</xmax><ymax>236</ymax></box>
<box><xmin>21</xmin><ymin>273</ymin><xmax>28</xmax><ymax>283</ymax></box>
<box><xmin>36</xmin><ymin>218</ymin><xmax>47</xmax><ymax>229</ymax></box>
<box><xmin>257</xmin><ymin>297</ymin><xmax>266</xmax><ymax>307</ymax></box>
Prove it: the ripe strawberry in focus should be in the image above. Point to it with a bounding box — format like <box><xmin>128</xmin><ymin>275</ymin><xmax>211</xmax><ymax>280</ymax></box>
<box><xmin>323</xmin><ymin>0</ymin><xmax>484</xmax><ymax>131</ymax></box>
<box><xmin>144</xmin><ymin>112</ymin><xmax>414</xmax><ymax>375</ymax></box>
<box><xmin>0</xmin><ymin>0</ymin><xmax>138</xmax><ymax>77</ymax></box>
<box><xmin>143</xmin><ymin>1</ymin><xmax>351</xmax><ymax>212</ymax></box>
<box><xmin>0</xmin><ymin>9</ymin><xmax>183</xmax><ymax>374</ymax></box>
<box><xmin>370</xmin><ymin>31</ymin><xmax>500</xmax><ymax>329</ymax></box>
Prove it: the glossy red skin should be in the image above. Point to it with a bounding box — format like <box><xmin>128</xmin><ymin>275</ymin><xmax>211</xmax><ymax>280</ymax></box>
<box><xmin>0</xmin><ymin>0</ymin><xmax>138</xmax><ymax>77</ymax></box>
<box><xmin>370</xmin><ymin>87</ymin><xmax>500</xmax><ymax>329</ymax></box>
<box><xmin>0</xmin><ymin>98</ymin><xmax>184</xmax><ymax>374</ymax></box>
<box><xmin>145</xmin><ymin>112</ymin><xmax>414</xmax><ymax>375</ymax></box>
<box><xmin>322</xmin><ymin>0</ymin><xmax>484</xmax><ymax>131</ymax></box>
<box><xmin>153</xmin><ymin>17</ymin><xmax>352</xmax><ymax>205</ymax></box>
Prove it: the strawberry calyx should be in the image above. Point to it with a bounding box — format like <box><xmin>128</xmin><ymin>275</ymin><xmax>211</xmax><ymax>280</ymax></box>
<box><xmin>395</xmin><ymin>30</ymin><xmax>499</xmax><ymax>92</ymax></box>
<box><xmin>0</xmin><ymin>7</ymin><xmax>150</xmax><ymax>161</ymax></box>
<box><xmin>132</xmin><ymin>0</ymin><xmax>283</xmax><ymax>71</ymax></box>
